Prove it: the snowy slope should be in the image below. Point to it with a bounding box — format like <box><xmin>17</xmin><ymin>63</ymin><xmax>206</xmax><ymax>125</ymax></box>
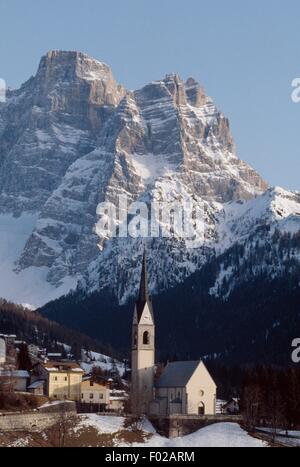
<box><xmin>139</xmin><ymin>422</ymin><xmax>267</xmax><ymax>448</ymax></box>
<box><xmin>216</xmin><ymin>186</ymin><xmax>300</xmax><ymax>252</ymax></box>
<box><xmin>74</xmin><ymin>416</ymin><xmax>267</xmax><ymax>447</ymax></box>
<box><xmin>80</xmin><ymin>350</ymin><xmax>125</xmax><ymax>376</ymax></box>
<box><xmin>0</xmin><ymin>214</ymin><xmax>77</xmax><ymax>307</ymax></box>
<box><xmin>210</xmin><ymin>187</ymin><xmax>300</xmax><ymax>297</ymax></box>
<box><xmin>74</xmin><ymin>414</ymin><xmax>125</xmax><ymax>435</ymax></box>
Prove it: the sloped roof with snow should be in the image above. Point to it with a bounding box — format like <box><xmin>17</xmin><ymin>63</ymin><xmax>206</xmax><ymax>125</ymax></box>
<box><xmin>0</xmin><ymin>370</ymin><xmax>30</xmax><ymax>378</ymax></box>
<box><xmin>42</xmin><ymin>361</ymin><xmax>83</xmax><ymax>372</ymax></box>
<box><xmin>155</xmin><ymin>361</ymin><xmax>200</xmax><ymax>388</ymax></box>
<box><xmin>27</xmin><ymin>380</ymin><xmax>45</xmax><ymax>389</ymax></box>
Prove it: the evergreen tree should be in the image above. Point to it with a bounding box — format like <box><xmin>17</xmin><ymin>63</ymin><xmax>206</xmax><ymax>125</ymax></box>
<box><xmin>17</xmin><ymin>343</ymin><xmax>32</xmax><ymax>371</ymax></box>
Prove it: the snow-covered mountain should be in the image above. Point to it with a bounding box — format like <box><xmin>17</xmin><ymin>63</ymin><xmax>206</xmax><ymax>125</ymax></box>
<box><xmin>0</xmin><ymin>50</ymin><xmax>299</xmax><ymax>308</ymax></box>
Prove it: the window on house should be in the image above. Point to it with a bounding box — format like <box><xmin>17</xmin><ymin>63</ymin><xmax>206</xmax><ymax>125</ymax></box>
<box><xmin>90</xmin><ymin>393</ymin><xmax>94</xmax><ymax>399</ymax></box>
<box><xmin>90</xmin><ymin>381</ymin><xmax>94</xmax><ymax>387</ymax></box>
<box><xmin>81</xmin><ymin>394</ymin><xmax>83</xmax><ymax>399</ymax></box>
<box><xmin>54</xmin><ymin>376</ymin><xmax>58</xmax><ymax>381</ymax></box>
<box><xmin>64</xmin><ymin>377</ymin><xmax>67</xmax><ymax>381</ymax></box>
<box><xmin>143</xmin><ymin>331</ymin><xmax>150</xmax><ymax>345</ymax></box>
<box><xmin>99</xmin><ymin>394</ymin><xmax>104</xmax><ymax>399</ymax></box>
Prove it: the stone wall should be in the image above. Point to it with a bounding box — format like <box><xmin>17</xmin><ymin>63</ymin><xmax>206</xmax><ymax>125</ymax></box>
<box><xmin>0</xmin><ymin>410</ymin><xmax>76</xmax><ymax>432</ymax></box>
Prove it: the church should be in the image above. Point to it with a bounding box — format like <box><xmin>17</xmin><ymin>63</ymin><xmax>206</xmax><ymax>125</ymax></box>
<box><xmin>131</xmin><ymin>252</ymin><xmax>217</xmax><ymax>416</ymax></box>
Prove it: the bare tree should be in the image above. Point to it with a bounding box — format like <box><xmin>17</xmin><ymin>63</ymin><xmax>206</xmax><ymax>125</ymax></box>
<box><xmin>242</xmin><ymin>384</ymin><xmax>262</xmax><ymax>431</ymax></box>
<box><xmin>266</xmin><ymin>388</ymin><xmax>284</xmax><ymax>444</ymax></box>
<box><xmin>123</xmin><ymin>414</ymin><xmax>144</xmax><ymax>432</ymax></box>
<box><xmin>47</xmin><ymin>402</ymin><xmax>75</xmax><ymax>447</ymax></box>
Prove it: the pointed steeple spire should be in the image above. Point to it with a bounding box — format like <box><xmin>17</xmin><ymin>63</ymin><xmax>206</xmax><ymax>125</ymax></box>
<box><xmin>135</xmin><ymin>247</ymin><xmax>153</xmax><ymax>323</ymax></box>
<box><xmin>138</xmin><ymin>248</ymin><xmax>149</xmax><ymax>303</ymax></box>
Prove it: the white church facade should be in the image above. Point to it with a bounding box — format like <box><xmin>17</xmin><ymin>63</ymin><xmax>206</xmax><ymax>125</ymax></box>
<box><xmin>131</xmin><ymin>252</ymin><xmax>217</xmax><ymax>417</ymax></box>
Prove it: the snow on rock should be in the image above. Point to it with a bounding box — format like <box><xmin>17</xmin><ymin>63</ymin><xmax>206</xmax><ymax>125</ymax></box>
<box><xmin>74</xmin><ymin>414</ymin><xmax>124</xmax><ymax>435</ymax></box>
<box><xmin>130</xmin><ymin>153</ymin><xmax>178</xmax><ymax>185</ymax></box>
<box><xmin>210</xmin><ymin>187</ymin><xmax>300</xmax><ymax>297</ymax></box>
<box><xmin>0</xmin><ymin>213</ymin><xmax>77</xmax><ymax>308</ymax></box>
<box><xmin>216</xmin><ymin>187</ymin><xmax>300</xmax><ymax>252</ymax></box>
<box><xmin>7</xmin><ymin>437</ymin><xmax>30</xmax><ymax>447</ymax></box>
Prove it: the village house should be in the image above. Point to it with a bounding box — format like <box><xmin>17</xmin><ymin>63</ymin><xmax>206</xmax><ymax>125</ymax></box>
<box><xmin>81</xmin><ymin>377</ymin><xmax>109</xmax><ymax>409</ymax></box>
<box><xmin>109</xmin><ymin>389</ymin><xmax>127</xmax><ymax>413</ymax></box>
<box><xmin>47</xmin><ymin>352</ymin><xmax>63</xmax><ymax>360</ymax></box>
<box><xmin>0</xmin><ymin>334</ymin><xmax>16</xmax><ymax>346</ymax></box>
<box><xmin>0</xmin><ymin>334</ymin><xmax>16</xmax><ymax>367</ymax></box>
<box><xmin>222</xmin><ymin>398</ymin><xmax>240</xmax><ymax>415</ymax></box>
<box><xmin>0</xmin><ymin>370</ymin><xmax>30</xmax><ymax>392</ymax></box>
<box><xmin>31</xmin><ymin>361</ymin><xmax>84</xmax><ymax>401</ymax></box>
<box><xmin>0</xmin><ymin>331</ymin><xmax>130</xmax><ymax>410</ymax></box>
<box><xmin>131</xmin><ymin>252</ymin><xmax>217</xmax><ymax>416</ymax></box>
<box><xmin>27</xmin><ymin>379</ymin><xmax>46</xmax><ymax>395</ymax></box>
<box><xmin>0</xmin><ymin>337</ymin><xmax>5</xmax><ymax>366</ymax></box>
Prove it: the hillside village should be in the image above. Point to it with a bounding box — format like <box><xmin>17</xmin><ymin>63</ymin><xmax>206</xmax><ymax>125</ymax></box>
<box><xmin>1</xmin><ymin>329</ymin><xmax>263</xmax><ymax>448</ymax></box>
<box><xmin>1</xmin><ymin>255</ymin><xmax>300</xmax><ymax>448</ymax></box>
<box><xmin>1</xmin><ymin>328</ymin><xmax>300</xmax><ymax>448</ymax></box>
<box><xmin>0</xmin><ymin>330</ymin><xmax>237</xmax><ymax>418</ymax></box>
<box><xmin>0</xmin><ymin>254</ymin><xmax>239</xmax><ymax>420</ymax></box>
<box><xmin>0</xmin><ymin>332</ymin><xmax>128</xmax><ymax>413</ymax></box>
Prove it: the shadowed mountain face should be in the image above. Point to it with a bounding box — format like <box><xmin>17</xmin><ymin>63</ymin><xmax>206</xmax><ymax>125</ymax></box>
<box><xmin>1</xmin><ymin>50</ymin><xmax>300</xmax><ymax>314</ymax></box>
<box><xmin>40</xmin><ymin>238</ymin><xmax>300</xmax><ymax>366</ymax></box>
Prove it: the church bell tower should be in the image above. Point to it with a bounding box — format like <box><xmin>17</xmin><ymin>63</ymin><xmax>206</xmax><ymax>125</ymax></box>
<box><xmin>131</xmin><ymin>251</ymin><xmax>155</xmax><ymax>415</ymax></box>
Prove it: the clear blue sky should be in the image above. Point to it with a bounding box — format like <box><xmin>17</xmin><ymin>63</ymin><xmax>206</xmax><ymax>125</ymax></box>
<box><xmin>1</xmin><ymin>0</ymin><xmax>300</xmax><ymax>190</ymax></box>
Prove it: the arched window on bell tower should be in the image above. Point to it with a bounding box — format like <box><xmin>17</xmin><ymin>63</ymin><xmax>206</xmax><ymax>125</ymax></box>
<box><xmin>143</xmin><ymin>331</ymin><xmax>150</xmax><ymax>345</ymax></box>
<box><xmin>133</xmin><ymin>332</ymin><xmax>138</xmax><ymax>347</ymax></box>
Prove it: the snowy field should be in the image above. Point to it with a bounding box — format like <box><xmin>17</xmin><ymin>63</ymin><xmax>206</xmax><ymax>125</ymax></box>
<box><xmin>78</xmin><ymin>415</ymin><xmax>267</xmax><ymax>448</ymax></box>
<box><xmin>1</xmin><ymin>416</ymin><xmax>268</xmax><ymax>447</ymax></box>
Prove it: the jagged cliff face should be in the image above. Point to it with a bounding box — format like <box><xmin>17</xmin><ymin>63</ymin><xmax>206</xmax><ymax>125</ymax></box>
<box><xmin>1</xmin><ymin>50</ymin><xmax>298</xmax><ymax>308</ymax></box>
<box><xmin>0</xmin><ymin>51</ymin><xmax>125</xmax><ymax>214</ymax></box>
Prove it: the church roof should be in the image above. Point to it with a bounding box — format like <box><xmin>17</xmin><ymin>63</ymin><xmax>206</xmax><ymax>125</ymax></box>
<box><xmin>135</xmin><ymin>250</ymin><xmax>154</xmax><ymax>323</ymax></box>
<box><xmin>155</xmin><ymin>361</ymin><xmax>200</xmax><ymax>388</ymax></box>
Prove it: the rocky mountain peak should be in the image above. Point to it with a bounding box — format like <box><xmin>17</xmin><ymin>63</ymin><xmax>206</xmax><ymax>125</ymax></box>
<box><xmin>33</xmin><ymin>50</ymin><xmax>125</xmax><ymax>110</ymax></box>
<box><xmin>146</xmin><ymin>73</ymin><xmax>207</xmax><ymax>109</ymax></box>
<box><xmin>37</xmin><ymin>50</ymin><xmax>111</xmax><ymax>82</ymax></box>
<box><xmin>184</xmin><ymin>77</ymin><xmax>207</xmax><ymax>107</ymax></box>
<box><xmin>0</xmin><ymin>51</ymin><xmax>289</xmax><ymax>309</ymax></box>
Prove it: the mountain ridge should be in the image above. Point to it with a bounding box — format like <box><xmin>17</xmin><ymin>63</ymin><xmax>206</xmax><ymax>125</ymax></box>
<box><xmin>0</xmin><ymin>50</ymin><xmax>299</xmax><ymax>310</ymax></box>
